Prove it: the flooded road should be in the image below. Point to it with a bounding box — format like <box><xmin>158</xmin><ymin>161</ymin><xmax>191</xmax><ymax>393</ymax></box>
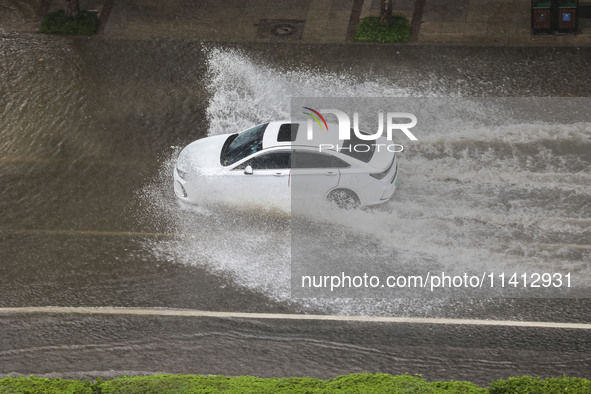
<box><xmin>1</xmin><ymin>33</ymin><xmax>590</xmax><ymax>382</ymax></box>
<box><xmin>2</xmin><ymin>310</ymin><xmax>590</xmax><ymax>386</ymax></box>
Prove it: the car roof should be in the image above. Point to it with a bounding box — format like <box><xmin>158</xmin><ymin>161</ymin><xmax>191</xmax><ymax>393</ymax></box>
<box><xmin>262</xmin><ymin>120</ymin><xmax>344</xmax><ymax>150</ymax></box>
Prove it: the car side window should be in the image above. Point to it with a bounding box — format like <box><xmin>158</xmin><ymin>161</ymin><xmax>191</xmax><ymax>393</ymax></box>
<box><xmin>277</xmin><ymin>123</ymin><xmax>299</xmax><ymax>142</ymax></box>
<box><xmin>291</xmin><ymin>151</ymin><xmax>350</xmax><ymax>169</ymax></box>
<box><xmin>235</xmin><ymin>151</ymin><xmax>291</xmax><ymax>170</ymax></box>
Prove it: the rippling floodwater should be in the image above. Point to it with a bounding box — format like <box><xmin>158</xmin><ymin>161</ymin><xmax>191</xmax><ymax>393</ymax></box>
<box><xmin>1</xmin><ymin>35</ymin><xmax>590</xmax><ymax>319</ymax></box>
<box><xmin>1</xmin><ymin>32</ymin><xmax>591</xmax><ymax>382</ymax></box>
<box><xmin>141</xmin><ymin>47</ymin><xmax>591</xmax><ymax>316</ymax></box>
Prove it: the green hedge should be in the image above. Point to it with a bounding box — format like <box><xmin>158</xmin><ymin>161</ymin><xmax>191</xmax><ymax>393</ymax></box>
<box><xmin>98</xmin><ymin>374</ymin><xmax>485</xmax><ymax>393</ymax></box>
<box><xmin>39</xmin><ymin>9</ymin><xmax>100</xmax><ymax>36</ymax></box>
<box><xmin>354</xmin><ymin>15</ymin><xmax>411</xmax><ymax>43</ymax></box>
<box><xmin>0</xmin><ymin>374</ymin><xmax>589</xmax><ymax>393</ymax></box>
<box><xmin>0</xmin><ymin>376</ymin><xmax>95</xmax><ymax>393</ymax></box>
<box><xmin>490</xmin><ymin>376</ymin><xmax>591</xmax><ymax>393</ymax></box>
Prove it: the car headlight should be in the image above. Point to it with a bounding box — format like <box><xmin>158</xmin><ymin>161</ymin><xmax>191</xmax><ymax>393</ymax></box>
<box><xmin>176</xmin><ymin>166</ymin><xmax>189</xmax><ymax>180</ymax></box>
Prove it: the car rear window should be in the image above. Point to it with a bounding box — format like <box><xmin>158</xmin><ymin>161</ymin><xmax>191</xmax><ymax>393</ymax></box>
<box><xmin>340</xmin><ymin>128</ymin><xmax>375</xmax><ymax>163</ymax></box>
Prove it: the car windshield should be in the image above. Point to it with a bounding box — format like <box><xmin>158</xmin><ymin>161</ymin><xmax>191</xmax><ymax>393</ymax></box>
<box><xmin>220</xmin><ymin>123</ymin><xmax>268</xmax><ymax>166</ymax></box>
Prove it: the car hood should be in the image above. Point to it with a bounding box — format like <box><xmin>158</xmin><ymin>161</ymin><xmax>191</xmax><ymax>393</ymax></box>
<box><xmin>177</xmin><ymin>133</ymin><xmax>232</xmax><ymax>174</ymax></box>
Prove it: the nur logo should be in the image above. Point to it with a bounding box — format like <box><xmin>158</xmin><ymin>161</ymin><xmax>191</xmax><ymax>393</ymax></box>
<box><xmin>302</xmin><ymin>107</ymin><xmax>329</xmax><ymax>132</ymax></box>
<box><xmin>302</xmin><ymin>107</ymin><xmax>418</xmax><ymax>141</ymax></box>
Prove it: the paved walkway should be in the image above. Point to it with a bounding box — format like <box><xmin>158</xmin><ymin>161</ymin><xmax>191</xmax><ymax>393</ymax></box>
<box><xmin>1</xmin><ymin>0</ymin><xmax>591</xmax><ymax>45</ymax></box>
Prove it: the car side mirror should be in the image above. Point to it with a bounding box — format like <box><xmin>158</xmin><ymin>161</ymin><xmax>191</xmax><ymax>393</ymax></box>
<box><xmin>244</xmin><ymin>165</ymin><xmax>253</xmax><ymax>175</ymax></box>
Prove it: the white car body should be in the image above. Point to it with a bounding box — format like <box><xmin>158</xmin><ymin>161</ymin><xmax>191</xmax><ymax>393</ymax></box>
<box><xmin>174</xmin><ymin>121</ymin><xmax>399</xmax><ymax>209</ymax></box>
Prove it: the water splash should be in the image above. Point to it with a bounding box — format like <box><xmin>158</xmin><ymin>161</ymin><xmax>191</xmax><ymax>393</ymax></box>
<box><xmin>140</xmin><ymin>47</ymin><xmax>591</xmax><ymax>316</ymax></box>
<box><xmin>203</xmin><ymin>46</ymin><xmax>414</xmax><ymax>136</ymax></box>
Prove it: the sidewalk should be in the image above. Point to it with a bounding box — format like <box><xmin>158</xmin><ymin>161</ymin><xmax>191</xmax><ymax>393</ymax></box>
<box><xmin>1</xmin><ymin>0</ymin><xmax>591</xmax><ymax>45</ymax></box>
<box><xmin>415</xmin><ymin>0</ymin><xmax>591</xmax><ymax>45</ymax></box>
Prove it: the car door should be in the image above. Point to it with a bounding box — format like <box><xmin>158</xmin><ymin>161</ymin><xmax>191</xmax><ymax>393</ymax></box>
<box><xmin>290</xmin><ymin>149</ymin><xmax>348</xmax><ymax>206</ymax></box>
<box><xmin>228</xmin><ymin>150</ymin><xmax>291</xmax><ymax>208</ymax></box>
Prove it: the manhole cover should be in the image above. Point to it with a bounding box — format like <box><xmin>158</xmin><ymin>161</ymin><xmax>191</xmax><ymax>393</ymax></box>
<box><xmin>273</xmin><ymin>24</ymin><xmax>297</xmax><ymax>36</ymax></box>
<box><xmin>257</xmin><ymin>19</ymin><xmax>305</xmax><ymax>40</ymax></box>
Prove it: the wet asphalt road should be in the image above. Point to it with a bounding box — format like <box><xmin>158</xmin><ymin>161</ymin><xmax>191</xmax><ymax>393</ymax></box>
<box><xmin>1</xmin><ymin>312</ymin><xmax>590</xmax><ymax>386</ymax></box>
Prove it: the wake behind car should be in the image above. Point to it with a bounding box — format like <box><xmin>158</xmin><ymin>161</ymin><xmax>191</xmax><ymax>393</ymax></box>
<box><xmin>174</xmin><ymin>121</ymin><xmax>399</xmax><ymax>209</ymax></box>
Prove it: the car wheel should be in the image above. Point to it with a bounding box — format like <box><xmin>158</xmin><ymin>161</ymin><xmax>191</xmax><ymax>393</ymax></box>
<box><xmin>327</xmin><ymin>189</ymin><xmax>360</xmax><ymax>210</ymax></box>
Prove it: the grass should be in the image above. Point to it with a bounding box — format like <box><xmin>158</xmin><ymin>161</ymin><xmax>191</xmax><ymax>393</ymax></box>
<box><xmin>97</xmin><ymin>374</ymin><xmax>486</xmax><ymax>393</ymax></box>
<box><xmin>354</xmin><ymin>14</ymin><xmax>411</xmax><ymax>43</ymax></box>
<box><xmin>0</xmin><ymin>376</ymin><xmax>96</xmax><ymax>393</ymax></box>
<box><xmin>39</xmin><ymin>9</ymin><xmax>100</xmax><ymax>36</ymax></box>
<box><xmin>3</xmin><ymin>374</ymin><xmax>590</xmax><ymax>393</ymax></box>
<box><xmin>489</xmin><ymin>376</ymin><xmax>591</xmax><ymax>393</ymax></box>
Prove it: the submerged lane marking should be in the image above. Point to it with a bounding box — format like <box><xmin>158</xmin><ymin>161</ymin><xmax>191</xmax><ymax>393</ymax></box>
<box><xmin>0</xmin><ymin>229</ymin><xmax>181</xmax><ymax>238</ymax></box>
<box><xmin>0</xmin><ymin>307</ymin><xmax>590</xmax><ymax>330</ymax></box>
<box><xmin>1</xmin><ymin>229</ymin><xmax>590</xmax><ymax>249</ymax></box>
<box><xmin>0</xmin><ymin>157</ymin><xmax>149</xmax><ymax>165</ymax></box>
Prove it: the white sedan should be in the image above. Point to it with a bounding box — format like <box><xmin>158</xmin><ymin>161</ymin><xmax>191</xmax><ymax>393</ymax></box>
<box><xmin>174</xmin><ymin>121</ymin><xmax>399</xmax><ymax>209</ymax></box>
